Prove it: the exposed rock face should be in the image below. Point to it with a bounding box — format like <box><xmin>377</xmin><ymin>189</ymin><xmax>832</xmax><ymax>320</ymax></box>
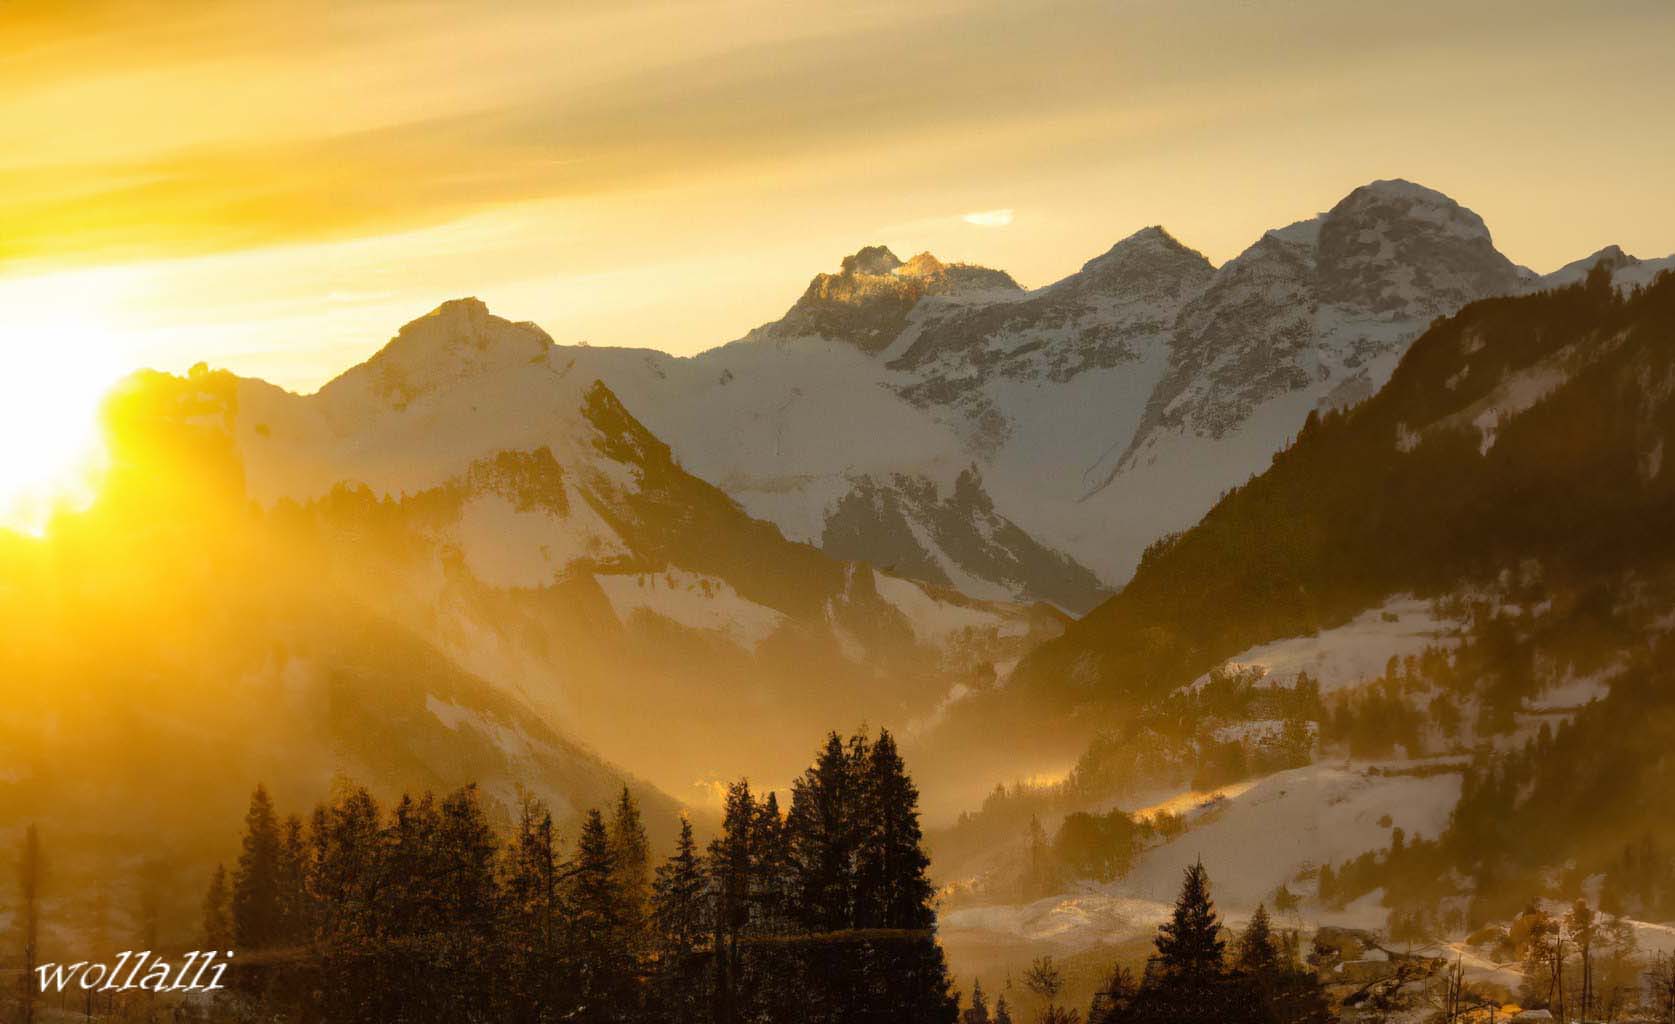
<box><xmin>1106</xmin><ymin>180</ymin><xmax>1524</xmax><ymax>485</ymax></box>
<box><xmin>819</xmin><ymin>466</ymin><xmax>1108</xmax><ymax>612</ymax></box>
<box><xmin>236</xmin><ymin>181</ymin><xmax>1663</xmax><ymax>611</ymax></box>
<box><xmin>757</xmin><ymin>245</ymin><xmax>1022</xmax><ymax>354</ymax></box>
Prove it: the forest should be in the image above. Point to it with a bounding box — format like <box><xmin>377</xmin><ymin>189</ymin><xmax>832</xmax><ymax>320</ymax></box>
<box><xmin>6</xmin><ymin>729</ymin><xmax>958</xmax><ymax>1023</ymax></box>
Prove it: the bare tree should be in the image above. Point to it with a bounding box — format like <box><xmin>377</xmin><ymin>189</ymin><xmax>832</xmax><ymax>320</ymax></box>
<box><xmin>1644</xmin><ymin>951</ymin><xmax>1675</xmax><ymax>1024</ymax></box>
<box><xmin>1431</xmin><ymin>956</ymin><xmax>1469</xmax><ymax>1024</ymax></box>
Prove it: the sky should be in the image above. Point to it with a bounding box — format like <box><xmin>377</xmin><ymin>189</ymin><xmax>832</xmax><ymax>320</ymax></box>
<box><xmin>3</xmin><ymin>0</ymin><xmax>1675</xmax><ymax>393</ymax></box>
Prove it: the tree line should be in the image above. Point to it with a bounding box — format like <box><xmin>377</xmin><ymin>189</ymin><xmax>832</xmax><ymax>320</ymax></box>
<box><xmin>956</xmin><ymin>861</ymin><xmax>1330</xmax><ymax>1024</ymax></box>
<box><xmin>204</xmin><ymin>728</ymin><xmax>958</xmax><ymax>1022</ymax></box>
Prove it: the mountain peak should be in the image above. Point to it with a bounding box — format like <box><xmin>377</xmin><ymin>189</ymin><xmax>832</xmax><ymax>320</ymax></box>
<box><xmin>1538</xmin><ymin>244</ymin><xmax>1644</xmax><ymax>289</ymax></box>
<box><xmin>840</xmin><ymin>245</ymin><xmax>904</xmax><ymax>276</ymax></box>
<box><xmin>319</xmin><ymin>297</ymin><xmax>553</xmax><ymax>412</ymax></box>
<box><xmin>756</xmin><ymin>245</ymin><xmax>1018</xmax><ymax>353</ymax></box>
<box><xmin>1314</xmin><ymin>178</ymin><xmax>1517</xmax><ymax>317</ymax></box>
<box><xmin>1079</xmin><ymin>225</ymin><xmax>1211</xmax><ymax>276</ymax></box>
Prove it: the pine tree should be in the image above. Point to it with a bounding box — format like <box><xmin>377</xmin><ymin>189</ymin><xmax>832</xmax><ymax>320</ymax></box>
<box><xmin>1236</xmin><ymin>904</ymin><xmax>1279</xmax><ymax>977</ymax></box>
<box><xmin>709</xmin><ymin>779</ymin><xmax>756</xmax><ymax>1024</ymax></box>
<box><xmin>434</xmin><ymin>786</ymin><xmax>504</xmax><ymax>1017</ymax></box>
<box><xmin>996</xmin><ymin>994</ymin><xmax>1015</xmax><ymax>1024</ymax></box>
<box><xmin>276</xmin><ymin>814</ymin><xmax>310</xmax><ymax>945</ymax></box>
<box><xmin>610</xmin><ymin>787</ymin><xmax>652</xmax><ymax>950</ymax></box>
<box><xmin>233</xmin><ymin>784</ymin><xmax>286</xmax><ymax>949</ymax></box>
<box><xmin>309</xmin><ymin>785</ymin><xmax>381</xmax><ymax>948</ymax></box>
<box><xmin>653</xmin><ymin>817</ymin><xmax>708</xmax><ymax>955</ymax></box>
<box><xmin>504</xmin><ymin>794</ymin><xmax>568</xmax><ymax>1023</ymax></box>
<box><xmin>572</xmin><ymin>808</ymin><xmax>633</xmax><ymax>1019</ymax></box>
<box><xmin>203</xmin><ymin>864</ymin><xmax>233</xmax><ymax>949</ymax></box>
<box><xmin>963</xmin><ymin>980</ymin><xmax>992</xmax><ymax>1024</ymax></box>
<box><xmin>750</xmin><ymin>791</ymin><xmax>792</xmax><ymax>934</ymax></box>
<box><xmin>787</xmin><ymin>733</ymin><xmax>860</xmax><ymax>931</ymax></box>
<box><xmin>1154</xmin><ymin>860</ymin><xmax>1225</xmax><ymax>979</ymax></box>
<box><xmin>652</xmin><ymin>815</ymin><xmax>712</xmax><ymax>1023</ymax></box>
<box><xmin>855</xmin><ymin>729</ymin><xmax>936</xmax><ymax>930</ymax></box>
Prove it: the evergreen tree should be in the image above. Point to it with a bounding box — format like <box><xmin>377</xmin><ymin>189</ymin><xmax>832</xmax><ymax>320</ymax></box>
<box><xmin>276</xmin><ymin>814</ymin><xmax>311</xmax><ymax>945</ymax></box>
<box><xmin>652</xmin><ymin>817</ymin><xmax>710</xmax><ymax>1024</ymax></box>
<box><xmin>504</xmin><ymin>794</ymin><xmax>569</xmax><ymax>1023</ymax></box>
<box><xmin>203</xmin><ymin>863</ymin><xmax>233</xmax><ymax>949</ymax></box>
<box><xmin>309</xmin><ymin>786</ymin><xmax>382</xmax><ymax>949</ymax></box>
<box><xmin>1236</xmin><ymin>904</ymin><xmax>1328</xmax><ymax>1024</ymax></box>
<box><xmin>1118</xmin><ymin>862</ymin><xmax>1274</xmax><ymax>1024</ymax></box>
<box><xmin>1154</xmin><ymin>860</ymin><xmax>1224</xmax><ymax>980</ymax></box>
<box><xmin>996</xmin><ymin>994</ymin><xmax>1015</xmax><ymax>1024</ymax></box>
<box><xmin>1236</xmin><ymin>904</ymin><xmax>1279</xmax><ymax>977</ymax></box>
<box><xmin>305</xmin><ymin>786</ymin><xmax>384</xmax><ymax>1020</ymax></box>
<box><xmin>610</xmin><ymin>787</ymin><xmax>652</xmax><ymax>950</ymax></box>
<box><xmin>751</xmin><ymin>791</ymin><xmax>793</xmax><ymax>934</ymax></box>
<box><xmin>653</xmin><ymin>817</ymin><xmax>708</xmax><ymax>954</ymax></box>
<box><xmin>710</xmin><ymin>779</ymin><xmax>756</xmax><ymax>1024</ymax></box>
<box><xmin>963</xmin><ymin>980</ymin><xmax>992</xmax><ymax>1024</ymax></box>
<box><xmin>433</xmin><ymin>786</ymin><xmax>504</xmax><ymax>1017</ymax></box>
<box><xmin>572</xmin><ymin>808</ymin><xmax>633</xmax><ymax>1019</ymax></box>
<box><xmin>233</xmin><ymin>784</ymin><xmax>286</xmax><ymax>949</ymax></box>
<box><xmin>787</xmin><ymin>733</ymin><xmax>861</xmax><ymax>931</ymax></box>
<box><xmin>855</xmin><ymin>729</ymin><xmax>936</xmax><ymax>930</ymax></box>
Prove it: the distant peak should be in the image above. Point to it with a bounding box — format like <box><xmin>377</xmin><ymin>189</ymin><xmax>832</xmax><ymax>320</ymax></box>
<box><xmin>1074</xmin><ymin>224</ymin><xmax>1215</xmax><ymax>284</ymax></box>
<box><xmin>1353</xmin><ymin>178</ymin><xmax>1458</xmax><ymax>205</ymax></box>
<box><xmin>1577</xmin><ymin>244</ymin><xmax>1634</xmax><ymax>267</ymax></box>
<box><xmin>840</xmin><ymin>245</ymin><xmax>903</xmax><ymax>276</ymax></box>
<box><xmin>1327</xmin><ymin>178</ymin><xmax>1494</xmax><ymax>243</ymax></box>
<box><xmin>1084</xmin><ymin>225</ymin><xmax>1199</xmax><ymax>264</ymax></box>
<box><xmin>1313</xmin><ymin>178</ymin><xmax>1518</xmax><ymax>316</ymax></box>
<box><xmin>427</xmin><ymin>296</ymin><xmax>490</xmax><ymax>317</ymax></box>
<box><xmin>318</xmin><ymin>297</ymin><xmax>553</xmax><ymax>411</ymax></box>
<box><xmin>1540</xmin><ymin>244</ymin><xmax>1642</xmax><ymax>287</ymax></box>
<box><xmin>898</xmin><ymin>252</ymin><xmax>948</xmax><ymax>278</ymax></box>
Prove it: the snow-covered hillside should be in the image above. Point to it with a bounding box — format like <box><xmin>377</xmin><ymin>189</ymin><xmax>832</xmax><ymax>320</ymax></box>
<box><xmin>172</xmin><ymin>305</ymin><xmax>1065</xmax><ymax>804</ymax></box>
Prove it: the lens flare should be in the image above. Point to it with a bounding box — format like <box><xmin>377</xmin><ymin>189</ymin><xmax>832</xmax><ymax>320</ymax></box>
<box><xmin>0</xmin><ymin>312</ymin><xmax>127</xmax><ymax>536</ymax></box>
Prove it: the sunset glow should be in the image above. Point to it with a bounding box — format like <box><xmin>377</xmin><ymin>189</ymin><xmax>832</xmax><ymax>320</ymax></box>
<box><xmin>0</xmin><ymin>306</ymin><xmax>125</xmax><ymax>535</ymax></box>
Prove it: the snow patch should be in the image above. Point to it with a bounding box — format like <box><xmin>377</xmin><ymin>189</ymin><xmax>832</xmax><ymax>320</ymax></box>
<box><xmin>595</xmin><ymin>569</ymin><xmax>785</xmax><ymax>650</ymax></box>
<box><xmin>1190</xmin><ymin>597</ymin><xmax>1457</xmax><ymax>695</ymax></box>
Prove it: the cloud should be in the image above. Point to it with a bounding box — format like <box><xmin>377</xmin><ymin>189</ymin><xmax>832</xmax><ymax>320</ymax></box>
<box><xmin>961</xmin><ymin>209</ymin><xmax>1015</xmax><ymax>228</ymax></box>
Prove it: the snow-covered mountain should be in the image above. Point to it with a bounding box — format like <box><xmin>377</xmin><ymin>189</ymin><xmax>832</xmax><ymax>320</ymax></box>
<box><xmin>184</xmin><ymin>301</ymin><xmax>1066</xmax><ymax>804</ymax></box>
<box><xmin>434</xmin><ymin>178</ymin><xmax>1661</xmax><ymax>613</ymax></box>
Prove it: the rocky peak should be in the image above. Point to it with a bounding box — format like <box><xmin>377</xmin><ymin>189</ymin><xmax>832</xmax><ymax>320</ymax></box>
<box><xmin>1539</xmin><ymin>245</ymin><xmax>1641</xmax><ymax>289</ymax></box>
<box><xmin>841</xmin><ymin>245</ymin><xmax>904</xmax><ymax>276</ymax></box>
<box><xmin>1315</xmin><ymin>179</ymin><xmax>1520</xmax><ymax>318</ymax></box>
<box><xmin>1069</xmin><ymin>225</ymin><xmax>1216</xmax><ymax>299</ymax></box>
<box><xmin>759</xmin><ymin>246</ymin><xmax>1018</xmax><ymax>354</ymax></box>
<box><xmin>319</xmin><ymin>297</ymin><xmax>554</xmax><ymax>413</ymax></box>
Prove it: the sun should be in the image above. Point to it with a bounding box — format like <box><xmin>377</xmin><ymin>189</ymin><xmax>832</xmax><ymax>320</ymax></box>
<box><xmin>0</xmin><ymin>312</ymin><xmax>129</xmax><ymax>536</ymax></box>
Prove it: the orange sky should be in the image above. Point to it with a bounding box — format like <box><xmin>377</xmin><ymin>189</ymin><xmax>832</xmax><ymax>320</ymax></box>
<box><xmin>3</xmin><ymin>0</ymin><xmax>1675</xmax><ymax>392</ymax></box>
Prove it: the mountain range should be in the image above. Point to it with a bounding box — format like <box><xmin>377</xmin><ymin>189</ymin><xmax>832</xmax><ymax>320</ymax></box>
<box><xmin>360</xmin><ymin>179</ymin><xmax>1664</xmax><ymax>619</ymax></box>
<box><xmin>6</xmin><ymin>177</ymin><xmax>1671</xmax><ymax>896</ymax></box>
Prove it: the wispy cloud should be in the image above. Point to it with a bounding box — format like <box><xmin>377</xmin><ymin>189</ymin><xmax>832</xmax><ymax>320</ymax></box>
<box><xmin>961</xmin><ymin>209</ymin><xmax>1015</xmax><ymax>228</ymax></box>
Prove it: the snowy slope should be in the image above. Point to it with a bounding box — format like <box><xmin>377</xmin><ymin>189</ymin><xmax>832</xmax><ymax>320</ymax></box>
<box><xmin>1188</xmin><ymin>597</ymin><xmax>1461</xmax><ymax>697</ymax></box>
<box><xmin>563</xmin><ymin>181</ymin><xmax>1611</xmax><ymax>600</ymax></box>
<box><xmin>242</xmin><ymin>183</ymin><xmax>1669</xmax><ymax>615</ymax></box>
<box><xmin>187</xmin><ymin>304</ymin><xmax>1067</xmax><ymax>803</ymax></box>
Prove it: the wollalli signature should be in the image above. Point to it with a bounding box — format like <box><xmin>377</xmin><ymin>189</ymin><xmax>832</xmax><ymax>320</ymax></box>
<box><xmin>35</xmin><ymin>950</ymin><xmax>235</xmax><ymax>994</ymax></box>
